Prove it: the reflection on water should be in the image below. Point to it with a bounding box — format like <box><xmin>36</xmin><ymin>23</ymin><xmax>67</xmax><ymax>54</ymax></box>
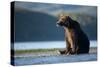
<box><xmin>13</xmin><ymin>40</ymin><xmax>97</xmax><ymax>50</ymax></box>
<box><xmin>14</xmin><ymin>53</ymin><xmax>97</xmax><ymax>66</ymax></box>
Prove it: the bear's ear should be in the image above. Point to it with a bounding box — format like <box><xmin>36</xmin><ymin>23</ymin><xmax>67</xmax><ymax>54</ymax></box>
<box><xmin>66</xmin><ymin>16</ymin><xmax>72</xmax><ymax>21</ymax></box>
<box><xmin>65</xmin><ymin>16</ymin><xmax>70</xmax><ymax>20</ymax></box>
<box><xmin>66</xmin><ymin>16</ymin><xmax>70</xmax><ymax>19</ymax></box>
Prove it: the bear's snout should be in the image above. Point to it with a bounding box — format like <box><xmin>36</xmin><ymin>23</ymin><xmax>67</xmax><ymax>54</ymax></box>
<box><xmin>56</xmin><ymin>21</ymin><xmax>64</xmax><ymax>27</ymax></box>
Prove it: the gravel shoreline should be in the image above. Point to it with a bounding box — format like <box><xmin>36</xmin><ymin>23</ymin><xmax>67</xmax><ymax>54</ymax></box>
<box><xmin>14</xmin><ymin>47</ymin><xmax>97</xmax><ymax>58</ymax></box>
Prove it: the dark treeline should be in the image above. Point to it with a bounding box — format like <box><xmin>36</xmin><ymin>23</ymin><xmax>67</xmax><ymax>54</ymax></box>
<box><xmin>14</xmin><ymin>10</ymin><xmax>97</xmax><ymax>42</ymax></box>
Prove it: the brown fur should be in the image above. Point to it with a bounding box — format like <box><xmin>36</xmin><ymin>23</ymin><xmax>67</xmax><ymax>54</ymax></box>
<box><xmin>57</xmin><ymin>14</ymin><xmax>90</xmax><ymax>55</ymax></box>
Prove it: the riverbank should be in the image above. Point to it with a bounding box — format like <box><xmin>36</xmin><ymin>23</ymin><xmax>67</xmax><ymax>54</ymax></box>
<box><xmin>13</xmin><ymin>47</ymin><xmax>97</xmax><ymax>58</ymax></box>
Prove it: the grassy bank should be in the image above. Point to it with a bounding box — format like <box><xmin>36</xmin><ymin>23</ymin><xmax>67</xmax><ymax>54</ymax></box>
<box><xmin>14</xmin><ymin>47</ymin><xmax>97</xmax><ymax>54</ymax></box>
<box><xmin>14</xmin><ymin>48</ymin><xmax>59</xmax><ymax>54</ymax></box>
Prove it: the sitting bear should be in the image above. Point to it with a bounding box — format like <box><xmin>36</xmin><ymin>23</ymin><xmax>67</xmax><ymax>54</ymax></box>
<box><xmin>56</xmin><ymin>14</ymin><xmax>90</xmax><ymax>55</ymax></box>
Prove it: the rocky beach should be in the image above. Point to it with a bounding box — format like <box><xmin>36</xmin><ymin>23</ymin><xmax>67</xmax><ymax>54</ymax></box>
<box><xmin>14</xmin><ymin>47</ymin><xmax>97</xmax><ymax>58</ymax></box>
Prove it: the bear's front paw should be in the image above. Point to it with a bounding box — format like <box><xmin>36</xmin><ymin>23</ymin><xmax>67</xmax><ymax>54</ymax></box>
<box><xmin>70</xmin><ymin>48</ymin><xmax>76</xmax><ymax>54</ymax></box>
<box><xmin>59</xmin><ymin>50</ymin><xmax>66</xmax><ymax>55</ymax></box>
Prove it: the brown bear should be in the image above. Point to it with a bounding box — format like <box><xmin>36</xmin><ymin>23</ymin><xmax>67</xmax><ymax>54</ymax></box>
<box><xmin>56</xmin><ymin>14</ymin><xmax>90</xmax><ymax>55</ymax></box>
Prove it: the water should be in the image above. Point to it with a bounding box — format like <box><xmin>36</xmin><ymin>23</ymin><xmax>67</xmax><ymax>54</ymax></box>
<box><xmin>14</xmin><ymin>53</ymin><xmax>97</xmax><ymax>66</ymax></box>
<box><xmin>13</xmin><ymin>40</ymin><xmax>97</xmax><ymax>50</ymax></box>
<box><xmin>12</xmin><ymin>40</ymin><xmax>97</xmax><ymax>66</ymax></box>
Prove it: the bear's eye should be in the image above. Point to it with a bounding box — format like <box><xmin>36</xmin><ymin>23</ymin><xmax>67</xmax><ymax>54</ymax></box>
<box><xmin>57</xmin><ymin>19</ymin><xmax>59</xmax><ymax>21</ymax></box>
<box><xmin>61</xmin><ymin>17</ymin><xmax>66</xmax><ymax>20</ymax></box>
<box><xmin>61</xmin><ymin>18</ymin><xmax>64</xmax><ymax>20</ymax></box>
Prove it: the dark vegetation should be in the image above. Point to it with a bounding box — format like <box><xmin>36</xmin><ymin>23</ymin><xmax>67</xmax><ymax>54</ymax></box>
<box><xmin>14</xmin><ymin>9</ymin><xmax>97</xmax><ymax>42</ymax></box>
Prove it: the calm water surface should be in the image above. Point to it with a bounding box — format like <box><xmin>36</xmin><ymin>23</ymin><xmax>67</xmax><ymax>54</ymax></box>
<box><xmin>12</xmin><ymin>41</ymin><xmax>97</xmax><ymax>66</ymax></box>
<box><xmin>13</xmin><ymin>41</ymin><xmax>97</xmax><ymax>50</ymax></box>
<box><xmin>14</xmin><ymin>53</ymin><xmax>97</xmax><ymax>66</ymax></box>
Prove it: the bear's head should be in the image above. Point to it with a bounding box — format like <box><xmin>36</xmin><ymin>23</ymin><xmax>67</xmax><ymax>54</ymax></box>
<box><xmin>56</xmin><ymin>14</ymin><xmax>73</xmax><ymax>28</ymax></box>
